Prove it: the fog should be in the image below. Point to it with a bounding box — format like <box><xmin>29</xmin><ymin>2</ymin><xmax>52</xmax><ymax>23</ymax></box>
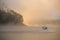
<box><xmin>0</xmin><ymin>0</ymin><xmax>60</xmax><ymax>26</ymax></box>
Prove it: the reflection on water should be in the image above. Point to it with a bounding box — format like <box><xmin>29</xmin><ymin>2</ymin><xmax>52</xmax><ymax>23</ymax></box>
<box><xmin>0</xmin><ymin>25</ymin><xmax>60</xmax><ymax>40</ymax></box>
<box><xmin>0</xmin><ymin>32</ymin><xmax>60</xmax><ymax>40</ymax></box>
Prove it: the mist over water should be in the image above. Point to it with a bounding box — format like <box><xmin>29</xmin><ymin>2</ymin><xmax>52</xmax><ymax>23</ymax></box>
<box><xmin>0</xmin><ymin>0</ymin><xmax>60</xmax><ymax>40</ymax></box>
<box><xmin>0</xmin><ymin>0</ymin><xmax>60</xmax><ymax>26</ymax></box>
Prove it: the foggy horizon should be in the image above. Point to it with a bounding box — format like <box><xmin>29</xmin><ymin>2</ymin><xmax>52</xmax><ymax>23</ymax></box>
<box><xmin>0</xmin><ymin>0</ymin><xmax>60</xmax><ymax>26</ymax></box>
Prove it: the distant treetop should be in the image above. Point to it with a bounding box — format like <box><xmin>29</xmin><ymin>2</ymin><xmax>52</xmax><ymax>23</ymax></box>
<box><xmin>0</xmin><ymin>8</ymin><xmax>24</xmax><ymax>25</ymax></box>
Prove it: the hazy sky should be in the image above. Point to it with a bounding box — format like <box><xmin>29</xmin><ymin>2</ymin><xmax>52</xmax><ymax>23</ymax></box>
<box><xmin>0</xmin><ymin>0</ymin><xmax>60</xmax><ymax>26</ymax></box>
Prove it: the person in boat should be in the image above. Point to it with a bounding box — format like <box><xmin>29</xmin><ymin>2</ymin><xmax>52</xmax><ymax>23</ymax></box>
<box><xmin>42</xmin><ymin>26</ymin><xmax>47</xmax><ymax>30</ymax></box>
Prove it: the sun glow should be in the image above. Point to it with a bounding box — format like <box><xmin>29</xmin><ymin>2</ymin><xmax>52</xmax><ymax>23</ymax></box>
<box><xmin>5</xmin><ymin>0</ymin><xmax>60</xmax><ymax>26</ymax></box>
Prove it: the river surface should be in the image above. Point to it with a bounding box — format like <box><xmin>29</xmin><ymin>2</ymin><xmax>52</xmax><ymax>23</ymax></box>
<box><xmin>0</xmin><ymin>31</ymin><xmax>60</xmax><ymax>40</ymax></box>
<box><xmin>0</xmin><ymin>24</ymin><xmax>60</xmax><ymax>40</ymax></box>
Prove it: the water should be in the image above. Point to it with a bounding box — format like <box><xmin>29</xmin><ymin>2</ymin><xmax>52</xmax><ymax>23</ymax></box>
<box><xmin>0</xmin><ymin>32</ymin><xmax>60</xmax><ymax>40</ymax></box>
<box><xmin>0</xmin><ymin>24</ymin><xmax>60</xmax><ymax>40</ymax></box>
